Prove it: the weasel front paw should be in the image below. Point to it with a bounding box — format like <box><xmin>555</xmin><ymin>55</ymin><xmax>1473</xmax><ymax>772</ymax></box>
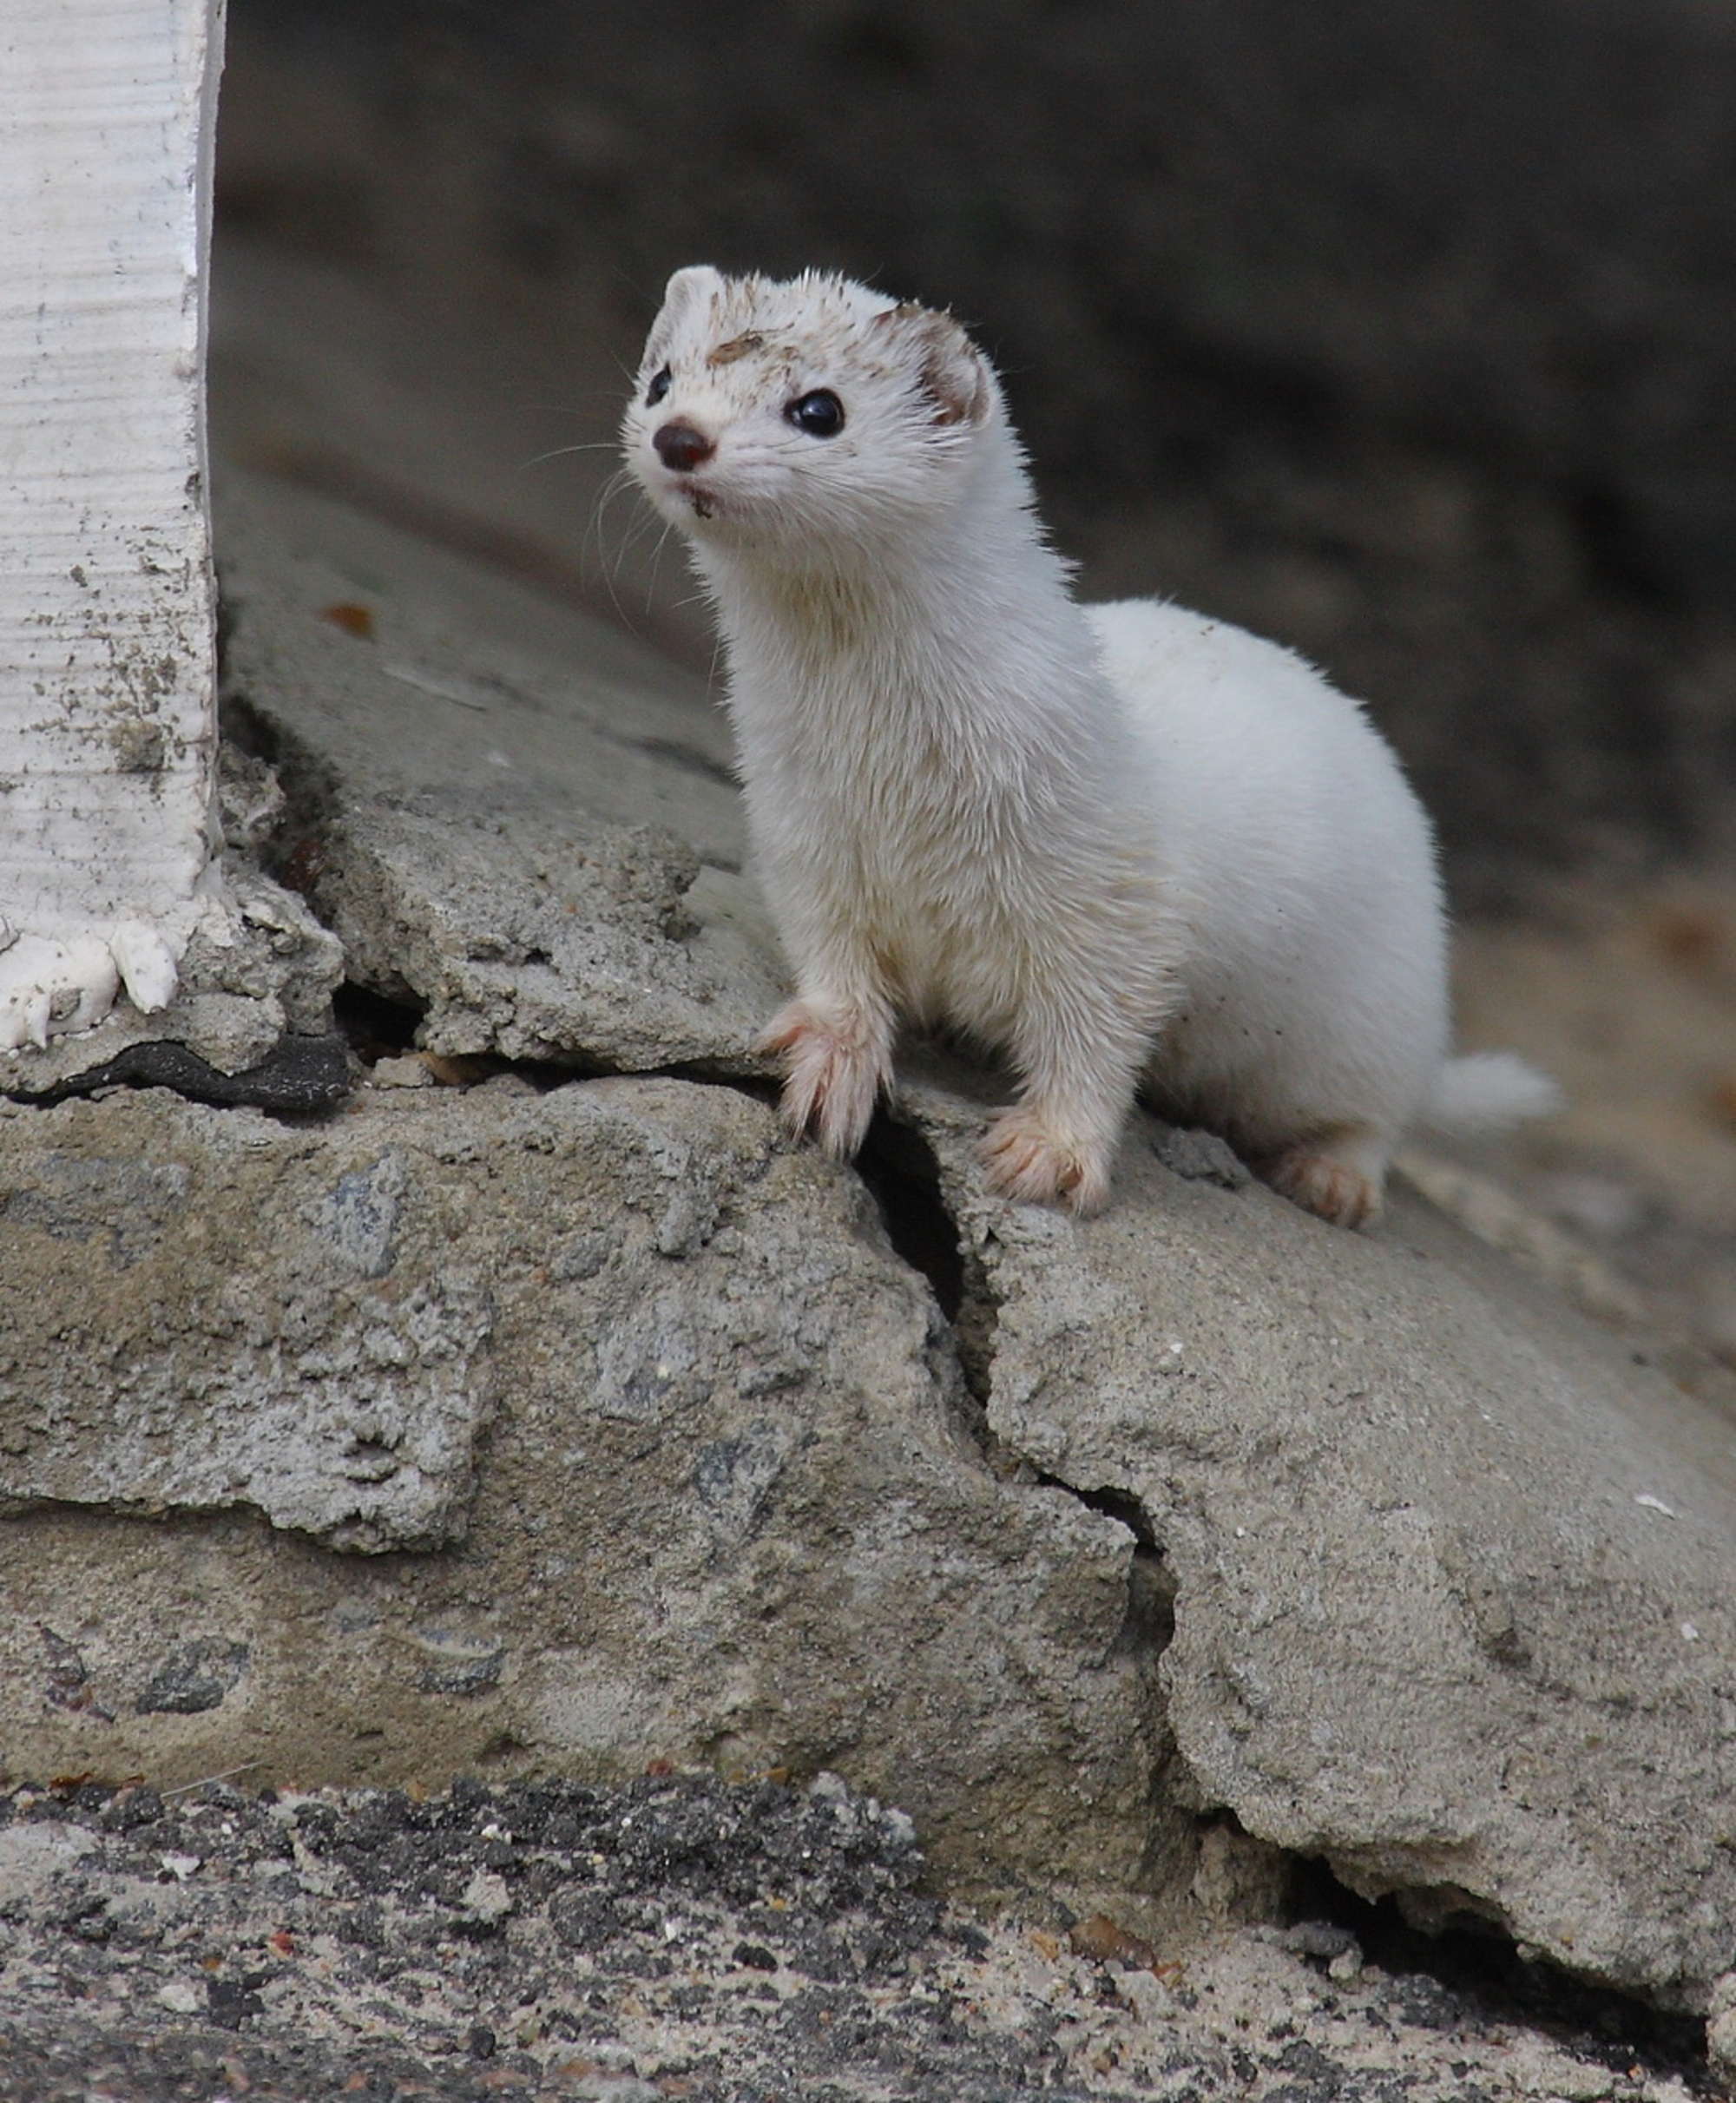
<box><xmin>980</xmin><ymin>1105</ymin><xmax>1111</xmax><ymax>1215</ymax></box>
<box><xmin>756</xmin><ymin>1000</ymin><xmax>889</xmax><ymax>1160</ymax></box>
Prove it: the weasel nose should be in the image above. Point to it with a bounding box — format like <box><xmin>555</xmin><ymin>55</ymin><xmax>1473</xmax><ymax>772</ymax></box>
<box><xmin>653</xmin><ymin>421</ymin><xmax>715</xmax><ymax>473</ymax></box>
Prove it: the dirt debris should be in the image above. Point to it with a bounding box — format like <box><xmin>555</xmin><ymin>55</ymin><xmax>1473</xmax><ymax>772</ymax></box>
<box><xmin>0</xmin><ymin>1773</ymin><xmax>1711</xmax><ymax>2102</ymax></box>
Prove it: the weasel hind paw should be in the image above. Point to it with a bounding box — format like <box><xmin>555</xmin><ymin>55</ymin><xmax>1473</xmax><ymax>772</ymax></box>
<box><xmin>1259</xmin><ymin>1143</ymin><xmax>1384</xmax><ymax>1231</ymax></box>
<box><xmin>980</xmin><ymin>1106</ymin><xmax>1110</xmax><ymax>1215</ymax></box>
<box><xmin>756</xmin><ymin>1001</ymin><xmax>887</xmax><ymax>1160</ymax></box>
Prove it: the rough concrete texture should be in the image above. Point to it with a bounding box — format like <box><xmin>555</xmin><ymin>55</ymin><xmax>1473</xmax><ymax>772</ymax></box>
<box><xmin>899</xmin><ymin>1074</ymin><xmax>1736</xmax><ymax>2007</ymax></box>
<box><xmin>215</xmin><ymin>472</ymin><xmax>784</xmax><ymax>1071</ymax></box>
<box><xmin>0</xmin><ymin>1079</ymin><xmax>1171</xmax><ymax>1920</ymax></box>
<box><xmin>6</xmin><ymin>476</ymin><xmax>1736</xmax><ymax>2027</ymax></box>
<box><xmin>0</xmin><ymin>1090</ymin><xmax>490</xmax><ymax>1550</ymax></box>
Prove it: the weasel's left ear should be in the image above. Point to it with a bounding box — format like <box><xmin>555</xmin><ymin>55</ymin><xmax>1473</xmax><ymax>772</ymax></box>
<box><xmin>875</xmin><ymin>303</ymin><xmax>995</xmax><ymax>427</ymax></box>
<box><xmin>646</xmin><ymin>264</ymin><xmax>726</xmax><ymax>363</ymax></box>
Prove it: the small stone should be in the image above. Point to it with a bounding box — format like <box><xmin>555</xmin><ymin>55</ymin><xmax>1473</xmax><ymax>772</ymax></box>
<box><xmin>1283</xmin><ymin>1921</ymin><xmax>1359</xmax><ymax>1962</ymax></box>
<box><xmin>1120</xmin><ymin>1968</ymin><xmax>1170</xmax><ymax>2021</ymax></box>
<box><xmin>1149</xmin><ymin>1124</ymin><xmax>1252</xmax><ymax>1189</ymax></box>
<box><xmin>552</xmin><ymin>1232</ymin><xmax>611</xmax><ymax>1281</ymax></box>
<box><xmin>139</xmin><ymin>1640</ymin><xmax>249</xmax><ymax>1716</ymax></box>
<box><xmin>156</xmin><ymin>1980</ymin><xmax>201</xmax><ymax>2013</ymax></box>
<box><xmin>319</xmin><ymin>1152</ymin><xmax>407</xmax><ymax>1279</ymax></box>
<box><xmin>879</xmin><ymin>1806</ymin><xmax>917</xmax><ymax>1850</ymax></box>
<box><xmin>412</xmin><ymin>1627</ymin><xmax>505</xmax><ymax>1697</ymax></box>
<box><xmin>459</xmin><ymin>1868</ymin><xmax>512</xmax><ymax>1924</ymax></box>
<box><xmin>157</xmin><ymin>1851</ymin><xmax>202</xmax><ymax>1881</ymax></box>
<box><xmin>368</xmin><ymin>1055</ymin><xmax>434</xmax><ymax>1089</ymax></box>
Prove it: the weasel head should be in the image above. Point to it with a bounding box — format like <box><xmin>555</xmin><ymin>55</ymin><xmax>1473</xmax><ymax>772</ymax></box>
<box><xmin>621</xmin><ymin>266</ymin><xmax>1002</xmax><ymax>567</ymax></box>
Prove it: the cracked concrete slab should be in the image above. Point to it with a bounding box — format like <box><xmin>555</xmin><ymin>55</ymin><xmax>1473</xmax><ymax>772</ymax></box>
<box><xmin>0</xmin><ymin>1093</ymin><xmax>491</xmax><ymax>1551</ymax></box>
<box><xmin>0</xmin><ymin>1077</ymin><xmax>1179</xmax><ymax>1922</ymax></box>
<box><xmin>898</xmin><ymin>1071</ymin><xmax>1736</xmax><ymax>2007</ymax></box>
<box><xmin>214</xmin><ymin>471</ymin><xmax>786</xmax><ymax>1070</ymax></box>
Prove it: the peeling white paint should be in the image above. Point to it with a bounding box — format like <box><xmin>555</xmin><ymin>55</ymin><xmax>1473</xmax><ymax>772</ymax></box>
<box><xmin>0</xmin><ymin>0</ymin><xmax>227</xmax><ymax>1053</ymax></box>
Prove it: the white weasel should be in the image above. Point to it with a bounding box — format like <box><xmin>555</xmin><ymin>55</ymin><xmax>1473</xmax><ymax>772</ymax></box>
<box><xmin>621</xmin><ymin>266</ymin><xmax>1556</xmax><ymax>1225</ymax></box>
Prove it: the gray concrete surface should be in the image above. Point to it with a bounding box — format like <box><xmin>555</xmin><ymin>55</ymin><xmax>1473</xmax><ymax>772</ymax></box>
<box><xmin>0</xmin><ymin>1077</ymin><xmax>1168</xmax><ymax>1922</ymax></box>
<box><xmin>910</xmin><ymin>1076</ymin><xmax>1736</xmax><ymax>2004</ymax></box>
<box><xmin>3</xmin><ymin>476</ymin><xmax>1735</xmax><ymax>2033</ymax></box>
<box><xmin>215</xmin><ymin>472</ymin><xmax>782</xmax><ymax>1073</ymax></box>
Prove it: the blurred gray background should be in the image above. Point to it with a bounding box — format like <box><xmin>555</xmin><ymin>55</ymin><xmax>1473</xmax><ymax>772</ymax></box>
<box><xmin>209</xmin><ymin>0</ymin><xmax>1736</xmax><ymax>1355</ymax></box>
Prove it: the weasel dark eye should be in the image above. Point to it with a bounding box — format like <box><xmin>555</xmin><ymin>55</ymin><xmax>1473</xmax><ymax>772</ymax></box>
<box><xmin>644</xmin><ymin>365</ymin><xmax>672</xmax><ymax>408</ymax></box>
<box><xmin>786</xmin><ymin>389</ymin><xmax>845</xmax><ymax>438</ymax></box>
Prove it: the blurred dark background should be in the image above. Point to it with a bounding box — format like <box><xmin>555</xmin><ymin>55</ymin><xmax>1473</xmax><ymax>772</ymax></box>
<box><xmin>211</xmin><ymin>0</ymin><xmax>1736</xmax><ymax>904</ymax></box>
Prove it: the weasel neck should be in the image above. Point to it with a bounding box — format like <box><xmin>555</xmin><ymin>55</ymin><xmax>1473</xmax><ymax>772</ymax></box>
<box><xmin>695</xmin><ymin>442</ymin><xmax>1108</xmax><ymax>749</ymax></box>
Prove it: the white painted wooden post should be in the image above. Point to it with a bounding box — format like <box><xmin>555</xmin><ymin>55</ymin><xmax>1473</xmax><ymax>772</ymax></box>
<box><xmin>0</xmin><ymin>0</ymin><xmax>227</xmax><ymax>1052</ymax></box>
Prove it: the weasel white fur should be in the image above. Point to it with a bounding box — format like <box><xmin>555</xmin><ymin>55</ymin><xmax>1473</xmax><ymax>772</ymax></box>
<box><xmin>621</xmin><ymin>266</ymin><xmax>1557</xmax><ymax>1225</ymax></box>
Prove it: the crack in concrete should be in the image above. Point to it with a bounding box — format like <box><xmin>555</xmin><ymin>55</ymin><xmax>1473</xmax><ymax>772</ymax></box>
<box><xmin>838</xmin><ymin>1096</ymin><xmax>1635</xmax><ymax>2024</ymax></box>
<box><xmin>852</xmin><ymin>1102</ymin><xmax>1189</xmax><ymax>1692</ymax></box>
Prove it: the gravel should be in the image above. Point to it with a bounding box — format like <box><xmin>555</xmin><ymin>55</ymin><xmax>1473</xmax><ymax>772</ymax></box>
<box><xmin>0</xmin><ymin>1773</ymin><xmax>1713</xmax><ymax>2102</ymax></box>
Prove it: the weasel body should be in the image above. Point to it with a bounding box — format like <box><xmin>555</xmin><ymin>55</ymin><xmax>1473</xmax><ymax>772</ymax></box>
<box><xmin>622</xmin><ymin>266</ymin><xmax>1555</xmax><ymax>1223</ymax></box>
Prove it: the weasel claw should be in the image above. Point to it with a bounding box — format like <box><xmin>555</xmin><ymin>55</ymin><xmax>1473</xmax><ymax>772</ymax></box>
<box><xmin>980</xmin><ymin>1106</ymin><xmax>1110</xmax><ymax>1214</ymax></box>
<box><xmin>756</xmin><ymin>1001</ymin><xmax>887</xmax><ymax>1160</ymax></box>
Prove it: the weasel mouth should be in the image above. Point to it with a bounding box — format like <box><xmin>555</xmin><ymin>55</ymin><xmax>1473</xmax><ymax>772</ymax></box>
<box><xmin>689</xmin><ymin>490</ymin><xmax>716</xmax><ymax>520</ymax></box>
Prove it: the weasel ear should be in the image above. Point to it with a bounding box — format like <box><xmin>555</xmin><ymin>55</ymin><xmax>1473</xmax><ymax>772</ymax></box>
<box><xmin>647</xmin><ymin>265</ymin><xmax>725</xmax><ymax>360</ymax></box>
<box><xmin>876</xmin><ymin>303</ymin><xmax>995</xmax><ymax>428</ymax></box>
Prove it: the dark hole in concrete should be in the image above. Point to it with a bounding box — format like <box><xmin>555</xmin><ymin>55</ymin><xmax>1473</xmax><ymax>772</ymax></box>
<box><xmin>1032</xmin><ymin>1475</ymin><xmax>1175</xmax><ymax>1657</ymax></box>
<box><xmin>1289</xmin><ymin>1857</ymin><xmax>1711</xmax><ymax>2087</ymax></box>
<box><xmin>1042</xmin><ymin>1476</ymin><xmax>1160</xmax><ymax>1551</ymax></box>
<box><xmin>855</xmin><ymin>1109</ymin><xmax>965</xmax><ymax>1327</ymax></box>
<box><xmin>334</xmin><ymin>980</ymin><xmax>427</xmax><ymax>1061</ymax></box>
<box><xmin>1121</xmin><ymin>1544</ymin><xmax>1178</xmax><ymax>1658</ymax></box>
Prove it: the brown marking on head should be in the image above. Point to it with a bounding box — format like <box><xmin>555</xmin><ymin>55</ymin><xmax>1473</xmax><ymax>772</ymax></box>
<box><xmin>707</xmin><ymin>332</ymin><xmax>766</xmax><ymax>368</ymax></box>
<box><xmin>870</xmin><ymin>303</ymin><xmax>990</xmax><ymax>426</ymax></box>
<box><xmin>916</xmin><ymin>314</ymin><xmax>990</xmax><ymax>426</ymax></box>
